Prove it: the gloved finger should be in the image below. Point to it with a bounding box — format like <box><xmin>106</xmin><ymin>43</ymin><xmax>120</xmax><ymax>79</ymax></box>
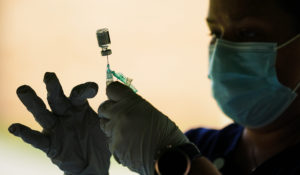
<box><xmin>113</xmin><ymin>153</ymin><xmax>121</xmax><ymax>164</ymax></box>
<box><xmin>69</xmin><ymin>82</ymin><xmax>98</xmax><ymax>106</ymax></box>
<box><xmin>17</xmin><ymin>85</ymin><xmax>57</xmax><ymax>130</ymax></box>
<box><xmin>44</xmin><ymin>72</ymin><xmax>71</xmax><ymax>115</ymax></box>
<box><xmin>8</xmin><ymin>123</ymin><xmax>50</xmax><ymax>153</ymax></box>
<box><xmin>106</xmin><ymin>81</ymin><xmax>137</xmax><ymax>101</ymax></box>
<box><xmin>98</xmin><ymin>100</ymin><xmax>117</xmax><ymax>119</ymax></box>
<box><xmin>99</xmin><ymin>118</ymin><xmax>113</xmax><ymax>137</ymax></box>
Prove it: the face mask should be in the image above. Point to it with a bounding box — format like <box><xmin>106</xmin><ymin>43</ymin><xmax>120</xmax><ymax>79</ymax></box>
<box><xmin>208</xmin><ymin>34</ymin><xmax>300</xmax><ymax>128</ymax></box>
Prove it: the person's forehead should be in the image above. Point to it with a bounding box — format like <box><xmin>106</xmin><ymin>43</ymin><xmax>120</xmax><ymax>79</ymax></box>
<box><xmin>208</xmin><ymin>0</ymin><xmax>280</xmax><ymax>21</ymax></box>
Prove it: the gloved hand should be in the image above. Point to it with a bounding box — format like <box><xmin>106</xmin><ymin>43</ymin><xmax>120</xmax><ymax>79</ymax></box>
<box><xmin>8</xmin><ymin>72</ymin><xmax>111</xmax><ymax>175</ymax></box>
<box><xmin>98</xmin><ymin>82</ymin><xmax>190</xmax><ymax>175</ymax></box>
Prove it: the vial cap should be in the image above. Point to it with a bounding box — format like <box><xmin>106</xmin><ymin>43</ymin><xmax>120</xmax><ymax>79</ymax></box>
<box><xmin>101</xmin><ymin>49</ymin><xmax>112</xmax><ymax>56</ymax></box>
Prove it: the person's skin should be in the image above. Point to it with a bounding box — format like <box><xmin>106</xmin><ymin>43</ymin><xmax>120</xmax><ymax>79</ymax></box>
<box><xmin>189</xmin><ymin>157</ymin><xmax>221</xmax><ymax>175</ymax></box>
<box><xmin>192</xmin><ymin>0</ymin><xmax>300</xmax><ymax>174</ymax></box>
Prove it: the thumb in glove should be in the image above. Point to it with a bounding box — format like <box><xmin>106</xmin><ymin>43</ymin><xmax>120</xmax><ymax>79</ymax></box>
<box><xmin>98</xmin><ymin>82</ymin><xmax>189</xmax><ymax>175</ymax></box>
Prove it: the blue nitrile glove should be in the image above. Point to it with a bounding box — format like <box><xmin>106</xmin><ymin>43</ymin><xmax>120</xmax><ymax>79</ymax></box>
<box><xmin>8</xmin><ymin>72</ymin><xmax>111</xmax><ymax>175</ymax></box>
<box><xmin>98</xmin><ymin>82</ymin><xmax>190</xmax><ymax>175</ymax></box>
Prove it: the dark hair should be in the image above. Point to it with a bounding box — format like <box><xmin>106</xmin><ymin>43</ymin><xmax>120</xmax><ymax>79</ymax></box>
<box><xmin>277</xmin><ymin>0</ymin><xmax>300</xmax><ymax>31</ymax></box>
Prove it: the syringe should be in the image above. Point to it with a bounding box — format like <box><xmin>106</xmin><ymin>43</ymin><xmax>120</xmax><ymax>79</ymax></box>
<box><xmin>96</xmin><ymin>28</ymin><xmax>138</xmax><ymax>93</ymax></box>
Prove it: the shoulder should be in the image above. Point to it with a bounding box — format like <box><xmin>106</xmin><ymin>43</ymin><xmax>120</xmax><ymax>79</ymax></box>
<box><xmin>185</xmin><ymin>123</ymin><xmax>243</xmax><ymax>160</ymax></box>
<box><xmin>253</xmin><ymin>142</ymin><xmax>300</xmax><ymax>175</ymax></box>
<box><xmin>185</xmin><ymin>124</ymin><xmax>300</xmax><ymax>175</ymax></box>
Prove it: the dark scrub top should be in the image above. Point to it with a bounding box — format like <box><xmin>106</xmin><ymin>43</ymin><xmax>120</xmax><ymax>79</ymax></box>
<box><xmin>185</xmin><ymin>123</ymin><xmax>300</xmax><ymax>175</ymax></box>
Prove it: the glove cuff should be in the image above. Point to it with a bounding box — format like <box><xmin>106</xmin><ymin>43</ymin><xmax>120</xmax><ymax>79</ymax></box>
<box><xmin>154</xmin><ymin>143</ymin><xmax>202</xmax><ymax>175</ymax></box>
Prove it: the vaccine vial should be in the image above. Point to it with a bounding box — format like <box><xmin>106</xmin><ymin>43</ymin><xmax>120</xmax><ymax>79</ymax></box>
<box><xmin>96</xmin><ymin>28</ymin><xmax>112</xmax><ymax>56</ymax></box>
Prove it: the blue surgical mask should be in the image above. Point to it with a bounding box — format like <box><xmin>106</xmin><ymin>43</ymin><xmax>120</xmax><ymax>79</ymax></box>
<box><xmin>208</xmin><ymin>34</ymin><xmax>300</xmax><ymax>128</ymax></box>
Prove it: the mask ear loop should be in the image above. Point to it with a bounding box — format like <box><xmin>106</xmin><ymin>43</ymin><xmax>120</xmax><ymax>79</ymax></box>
<box><xmin>292</xmin><ymin>81</ymin><xmax>300</xmax><ymax>93</ymax></box>
<box><xmin>277</xmin><ymin>34</ymin><xmax>300</xmax><ymax>50</ymax></box>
